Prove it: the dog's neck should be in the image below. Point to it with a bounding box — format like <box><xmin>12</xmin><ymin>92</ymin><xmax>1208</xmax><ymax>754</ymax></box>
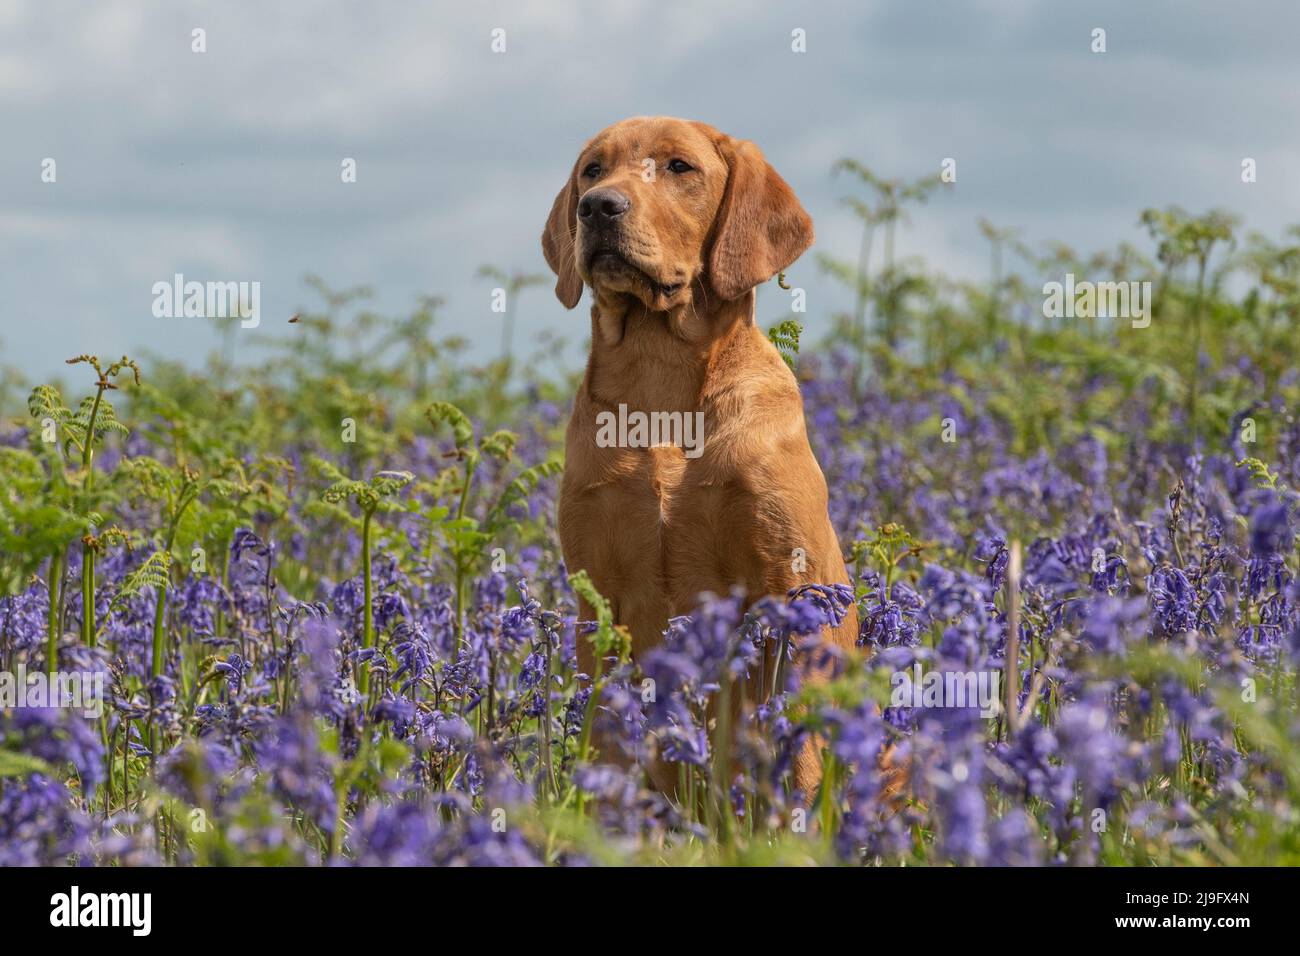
<box><xmin>584</xmin><ymin>282</ymin><xmax>755</xmax><ymax>412</ymax></box>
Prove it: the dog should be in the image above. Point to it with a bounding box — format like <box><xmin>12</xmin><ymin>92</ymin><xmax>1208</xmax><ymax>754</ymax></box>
<box><xmin>541</xmin><ymin>116</ymin><xmax>858</xmax><ymax>797</ymax></box>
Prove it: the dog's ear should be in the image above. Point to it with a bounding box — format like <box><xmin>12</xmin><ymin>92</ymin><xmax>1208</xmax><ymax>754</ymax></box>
<box><xmin>541</xmin><ymin>159</ymin><xmax>584</xmax><ymax>309</ymax></box>
<box><xmin>708</xmin><ymin>138</ymin><xmax>814</xmax><ymax>302</ymax></box>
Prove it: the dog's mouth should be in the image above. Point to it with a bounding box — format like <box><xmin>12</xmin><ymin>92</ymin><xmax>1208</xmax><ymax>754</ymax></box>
<box><xmin>588</xmin><ymin>249</ymin><xmax>629</xmax><ymax>272</ymax></box>
<box><xmin>587</xmin><ymin>250</ymin><xmax>684</xmax><ymax>302</ymax></box>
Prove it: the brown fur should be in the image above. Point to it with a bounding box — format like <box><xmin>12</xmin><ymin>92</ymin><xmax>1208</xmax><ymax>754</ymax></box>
<box><xmin>541</xmin><ymin>117</ymin><xmax>857</xmax><ymax>797</ymax></box>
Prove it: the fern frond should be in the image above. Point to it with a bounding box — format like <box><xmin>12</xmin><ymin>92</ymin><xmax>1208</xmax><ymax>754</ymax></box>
<box><xmin>104</xmin><ymin>550</ymin><xmax>172</xmax><ymax>622</ymax></box>
<box><xmin>767</xmin><ymin>319</ymin><xmax>803</xmax><ymax>371</ymax></box>
<box><xmin>486</xmin><ymin>459</ymin><xmax>562</xmax><ymax>531</ymax></box>
<box><xmin>569</xmin><ymin>570</ymin><xmax>630</xmax><ymax>663</ymax></box>
<box><xmin>27</xmin><ymin>385</ymin><xmax>70</xmax><ymax>421</ymax></box>
<box><xmin>426</xmin><ymin>401</ymin><xmax>475</xmax><ymax>452</ymax></box>
<box><xmin>479</xmin><ymin>429</ymin><xmax>518</xmax><ymax>462</ymax></box>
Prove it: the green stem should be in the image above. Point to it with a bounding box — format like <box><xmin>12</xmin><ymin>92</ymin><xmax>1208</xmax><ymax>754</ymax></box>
<box><xmin>122</xmin><ymin>723</ymin><xmax>130</xmax><ymax>812</ymax></box>
<box><xmin>575</xmin><ymin>656</ymin><xmax>604</xmax><ymax>767</ymax></box>
<box><xmin>83</xmin><ymin>546</ymin><xmax>96</xmax><ymax>647</ymax></box>
<box><xmin>820</xmin><ymin>751</ymin><xmax>838</xmax><ymax>842</ymax></box>
<box><xmin>148</xmin><ymin>581</ymin><xmax>168</xmax><ymax>759</ymax></box>
<box><xmin>452</xmin><ymin>456</ymin><xmax>478</xmax><ymax>642</ymax></box>
<box><xmin>150</xmin><ymin>581</ymin><xmax>168</xmax><ymax>678</ymax></box>
<box><xmin>46</xmin><ymin>550</ymin><xmax>63</xmax><ymax>674</ymax></box>
<box><xmin>486</xmin><ymin>650</ymin><xmax>497</xmax><ymax>734</ymax></box>
<box><xmin>358</xmin><ymin>508</ymin><xmax>374</xmax><ymax>696</ymax></box>
<box><xmin>574</xmin><ymin>651</ymin><xmax>605</xmax><ymax>817</ymax></box>
<box><xmin>105</xmin><ymin>723</ymin><xmax>117</xmax><ymax>817</ymax></box>
<box><xmin>79</xmin><ymin>386</ymin><xmax>105</xmax><ymax>647</ymax></box>
<box><xmin>540</xmin><ymin>634</ymin><xmax>556</xmax><ymax>800</ymax></box>
<box><xmin>81</xmin><ymin>387</ymin><xmax>103</xmax><ymax>476</ymax></box>
<box><xmin>151</xmin><ymin>519</ymin><xmax>186</xmax><ymax>681</ymax></box>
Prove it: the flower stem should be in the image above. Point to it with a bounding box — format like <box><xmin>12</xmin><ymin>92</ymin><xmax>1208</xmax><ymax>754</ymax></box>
<box><xmin>1003</xmin><ymin>539</ymin><xmax>1022</xmax><ymax>742</ymax></box>
<box><xmin>540</xmin><ymin>630</ymin><xmax>556</xmax><ymax>800</ymax></box>
<box><xmin>150</xmin><ymin>579</ymin><xmax>168</xmax><ymax>678</ymax></box>
<box><xmin>80</xmin><ymin>384</ymin><xmax>105</xmax><ymax>647</ymax></box>
<box><xmin>46</xmin><ymin>550</ymin><xmax>63</xmax><ymax>674</ymax></box>
<box><xmin>452</xmin><ymin>455</ymin><xmax>477</xmax><ymax>642</ymax></box>
<box><xmin>574</xmin><ymin>651</ymin><xmax>605</xmax><ymax>816</ymax></box>
<box><xmin>358</xmin><ymin>508</ymin><xmax>374</xmax><ymax>696</ymax></box>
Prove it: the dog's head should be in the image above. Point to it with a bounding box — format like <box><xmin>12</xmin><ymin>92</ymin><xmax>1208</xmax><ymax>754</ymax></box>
<box><xmin>541</xmin><ymin>116</ymin><xmax>813</xmax><ymax>314</ymax></box>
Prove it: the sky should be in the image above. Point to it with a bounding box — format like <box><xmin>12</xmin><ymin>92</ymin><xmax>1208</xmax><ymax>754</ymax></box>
<box><xmin>2</xmin><ymin>0</ymin><xmax>1298</xmax><ymax>384</ymax></box>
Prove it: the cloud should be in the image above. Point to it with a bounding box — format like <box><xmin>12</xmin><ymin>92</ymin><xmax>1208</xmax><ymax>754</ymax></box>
<box><xmin>2</xmin><ymin>0</ymin><xmax>1298</xmax><ymax>381</ymax></box>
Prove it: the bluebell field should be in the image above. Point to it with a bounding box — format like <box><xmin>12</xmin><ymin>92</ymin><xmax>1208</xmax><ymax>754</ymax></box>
<box><xmin>1</xmin><ymin>203</ymin><xmax>1299</xmax><ymax>866</ymax></box>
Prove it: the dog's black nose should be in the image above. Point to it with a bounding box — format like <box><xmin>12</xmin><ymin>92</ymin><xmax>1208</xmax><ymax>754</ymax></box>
<box><xmin>578</xmin><ymin>187</ymin><xmax>630</xmax><ymax>225</ymax></box>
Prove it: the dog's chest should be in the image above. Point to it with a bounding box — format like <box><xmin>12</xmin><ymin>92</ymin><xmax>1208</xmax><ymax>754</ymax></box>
<box><xmin>579</xmin><ymin>439</ymin><xmax>693</xmax><ymax>517</ymax></box>
<box><xmin>561</xmin><ymin>419</ymin><xmax>759</xmax><ymax>597</ymax></box>
<box><xmin>643</xmin><ymin>444</ymin><xmax>689</xmax><ymax>515</ymax></box>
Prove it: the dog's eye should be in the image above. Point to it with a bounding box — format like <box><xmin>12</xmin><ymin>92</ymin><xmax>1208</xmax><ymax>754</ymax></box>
<box><xmin>667</xmin><ymin>159</ymin><xmax>694</xmax><ymax>174</ymax></box>
<box><xmin>582</xmin><ymin>162</ymin><xmax>602</xmax><ymax>178</ymax></box>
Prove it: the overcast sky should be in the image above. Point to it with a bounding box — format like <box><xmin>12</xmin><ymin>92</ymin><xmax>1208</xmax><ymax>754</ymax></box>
<box><xmin>2</xmin><ymin>0</ymin><xmax>1298</xmax><ymax>384</ymax></box>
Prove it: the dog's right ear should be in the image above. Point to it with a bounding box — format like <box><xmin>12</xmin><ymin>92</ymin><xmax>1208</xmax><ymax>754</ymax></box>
<box><xmin>541</xmin><ymin>160</ymin><xmax>584</xmax><ymax>309</ymax></box>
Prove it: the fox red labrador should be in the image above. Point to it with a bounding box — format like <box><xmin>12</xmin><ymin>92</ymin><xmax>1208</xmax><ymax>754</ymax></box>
<box><xmin>541</xmin><ymin>116</ymin><xmax>857</xmax><ymax>796</ymax></box>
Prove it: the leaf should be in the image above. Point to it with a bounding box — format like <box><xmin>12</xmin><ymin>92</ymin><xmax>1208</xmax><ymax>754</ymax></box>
<box><xmin>767</xmin><ymin>319</ymin><xmax>803</xmax><ymax>371</ymax></box>
<box><xmin>104</xmin><ymin>550</ymin><xmax>172</xmax><ymax>621</ymax></box>
<box><xmin>310</xmin><ymin>456</ymin><xmax>350</xmax><ymax>486</ymax></box>
<box><xmin>322</xmin><ymin>478</ymin><xmax>367</xmax><ymax>505</ymax></box>
<box><xmin>370</xmin><ymin>470</ymin><xmax>415</xmax><ymax>498</ymax></box>
<box><xmin>27</xmin><ymin>385</ymin><xmax>70</xmax><ymax>422</ymax></box>
<box><xmin>123</xmin><ymin>456</ymin><xmax>177</xmax><ymax>498</ymax></box>
<box><xmin>426</xmin><ymin>401</ymin><xmax>475</xmax><ymax>452</ymax></box>
<box><xmin>72</xmin><ymin>396</ymin><xmax>129</xmax><ymax>442</ymax></box>
<box><xmin>485</xmin><ymin>459</ymin><xmax>562</xmax><ymax>532</ymax></box>
<box><xmin>1236</xmin><ymin>457</ymin><xmax>1282</xmax><ymax>491</ymax></box>
<box><xmin>479</xmin><ymin>429</ymin><xmax>518</xmax><ymax>462</ymax></box>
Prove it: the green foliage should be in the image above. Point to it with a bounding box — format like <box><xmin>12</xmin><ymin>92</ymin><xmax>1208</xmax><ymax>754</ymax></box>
<box><xmin>565</xmin><ymin>571</ymin><xmax>631</xmax><ymax>798</ymax></box>
<box><xmin>425</xmin><ymin>401</ymin><xmax>475</xmax><ymax>453</ymax></box>
<box><xmin>848</xmin><ymin>522</ymin><xmax>926</xmax><ymax>595</ymax></box>
<box><xmin>28</xmin><ymin>385</ymin><xmax>127</xmax><ymax>458</ymax></box>
<box><xmin>5</xmin><ymin>231</ymin><xmax>1299</xmax><ymax>866</ymax></box>
<box><xmin>0</xmin><ymin>750</ymin><xmax>55</xmax><ymax>778</ymax></box>
<box><xmin>766</xmin><ymin>319</ymin><xmax>802</xmax><ymax>371</ymax></box>
<box><xmin>318</xmin><ymin>463</ymin><xmax>415</xmax><ymax>515</ymax></box>
<box><xmin>1237</xmin><ymin>456</ymin><xmax>1283</xmax><ymax>491</ymax></box>
<box><xmin>487</xmin><ymin>459</ymin><xmax>562</xmax><ymax>531</ymax></box>
<box><xmin>0</xmin><ymin>447</ymin><xmax>84</xmax><ymax>586</ymax></box>
<box><xmin>422</xmin><ymin>400</ymin><xmax>557</xmax><ymax>641</ymax></box>
<box><xmin>104</xmin><ymin>549</ymin><xmax>171</xmax><ymax>623</ymax></box>
<box><xmin>568</xmin><ymin>570</ymin><xmax>629</xmax><ymax>665</ymax></box>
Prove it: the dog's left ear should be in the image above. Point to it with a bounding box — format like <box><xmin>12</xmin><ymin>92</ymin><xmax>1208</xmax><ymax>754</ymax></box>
<box><xmin>541</xmin><ymin>159</ymin><xmax>584</xmax><ymax>309</ymax></box>
<box><xmin>708</xmin><ymin>138</ymin><xmax>814</xmax><ymax>302</ymax></box>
